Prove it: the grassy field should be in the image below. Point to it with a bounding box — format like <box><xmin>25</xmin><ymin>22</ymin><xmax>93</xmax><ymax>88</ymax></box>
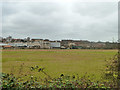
<box><xmin>2</xmin><ymin>49</ymin><xmax>117</xmax><ymax>81</ymax></box>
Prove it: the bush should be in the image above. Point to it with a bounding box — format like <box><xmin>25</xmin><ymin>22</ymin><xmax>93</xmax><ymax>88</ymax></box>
<box><xmin>0</xmin><ymin>64</ymin><xmax>117</xmax><ymax>89</ymax></box>
<box><xmin>103</xmin><ymin>53</ymin><xmax>119</xmax><ymax>88</ymax></box>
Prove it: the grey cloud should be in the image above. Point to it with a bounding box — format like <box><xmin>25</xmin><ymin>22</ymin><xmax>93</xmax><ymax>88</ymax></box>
<box><xmin>2</xmin><ymin>2</ymin><xmax>118</xmax><ymax>42</ymax></box>
<box><xmin>2</xmin><ymin>2</ymin><xmax>22</xmax><ymax>16</ymax></box>
<box><xmin>73</xmin><ymin>2</ymin><xmax>117</xmax><ymax>18</ymax></box>
<box><xmin>27</xmin><ymin>2</ymin><xmax>62</xmax><ymax>16</ymax></box>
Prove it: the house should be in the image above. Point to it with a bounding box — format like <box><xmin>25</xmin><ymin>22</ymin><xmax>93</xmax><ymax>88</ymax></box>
<box><xmin>72</xmin><ymin>40</ymin><xmax>91</xmax><ymax>49</ymax></box>
<box><xmin>43</xmin><ymin>39</ymin><xmax>50</xmax><ymax>49</ymax></box>
<box><xmin>3</xmin><ymin>45</ymin><xmax>13</xmax><ymax>49</ymax></box>
<box><xmin>31</xmin><ymin>39</ymin><xmax>44</xmax><ymax>49</ymax></box>
<box><xmin>61</xmin><ymin>40</ymin><xmax>73</xmax><ymax>49</ymax></box>
<box><xmin>50</xmin><ymin>41</ymin><xmax>60</xmax><ymax>49</ymax></box>
<box><xmin>0</xmin><ymin>43</ymin><xmax>12</xmax><ymax>49</ymax></box>
<box><xmin>8</xmin><ymin>42</ymin><xmax>28</xmax><ymax>49</ymax></box>
<box><xmin>0</xmin><ymin>43</ymin><xmax>7</xmax><ymax>49</ymax></box>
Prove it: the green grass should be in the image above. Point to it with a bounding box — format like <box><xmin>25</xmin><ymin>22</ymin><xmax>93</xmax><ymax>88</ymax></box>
<box><xmin>2</xmin><ymin>49</ymin><xmax>117</xmax><ymax>81</ymax></box>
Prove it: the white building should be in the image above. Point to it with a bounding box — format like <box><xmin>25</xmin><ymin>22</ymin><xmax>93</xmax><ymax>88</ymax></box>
<box><xmin>31</xmin><ymin>39</ymin><xmax>44</xmax><ymax>49</ymax></box>
<box><xmin>50</xmin><ymin>42</ymin><xmax>60</xmax><ymax>49</ymax></box>
<box><xmin>8</xmin><ymin>42</ymin><xmax>27</xmax><ymax>47</ymax></box>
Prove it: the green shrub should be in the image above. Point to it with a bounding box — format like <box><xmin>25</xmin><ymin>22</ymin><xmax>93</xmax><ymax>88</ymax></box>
<box><xmin>0</xmin><ymin>65</ymin><xmax>116</xmax><ymax>89</ymax></box>
<box><xmin>103</xmin><ymin>54</ymin><xmax>118</xmax><ymax>88</ymax></box>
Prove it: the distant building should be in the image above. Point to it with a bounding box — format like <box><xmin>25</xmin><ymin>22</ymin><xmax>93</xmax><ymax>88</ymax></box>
<box><xmin>3</xmin><ymin>45</ymin><xmax>12</xmax><ymax>49</ymax></box>
<box><xmin>73</xmin><ymin>40</ymin><xmax>91</xmax><ymax>49</ymax></box>
<box><xmin>8</xmin><ymin>42</ymin><xmax>27</xmax><ymax>47</ymax></box>
<box><xmin>0</xmin><ymin>36</ymin><xmax>118</xmax><ymax>49</ymax></box>
<box><xmin>31</xmin><ymin>39</ymin><xmax>44</xmax><ymax>49</ymax></box>
<box><xmin>43</xmin><ymin>39</ymin><xmax>50</xmax><ymax>49</ymax></box>
<box><xmin>50</xmin><ymin>41</ymin><xmax>60</xmax><ymax>49</ymax></box>
<box><xmin>61</xmin><ymin>40</ymin><xmax>73</xmax><ymax>49</ymax></box>
<box><xmin>0</xmin><ymin>43</ymin><xmax>10</xmax><ymax>49</ymax></box>
<box><xmin>0</xmin><ymin>43</ymin><xmax>8</xmax><ymax>46</ymax></box>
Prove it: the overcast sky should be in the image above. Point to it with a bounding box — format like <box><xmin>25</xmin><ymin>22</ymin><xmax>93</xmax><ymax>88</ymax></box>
<box><xmin>2</xmin><ymin>1</ymin><xmax>118</xmax><ymax>42</ymax></box>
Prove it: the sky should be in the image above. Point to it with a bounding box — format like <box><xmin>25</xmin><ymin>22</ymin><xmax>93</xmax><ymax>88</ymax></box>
<box><xmin>1</xmin><ymin>1</ymin><xmax>118</xmax><ymax>42</ymax></box>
